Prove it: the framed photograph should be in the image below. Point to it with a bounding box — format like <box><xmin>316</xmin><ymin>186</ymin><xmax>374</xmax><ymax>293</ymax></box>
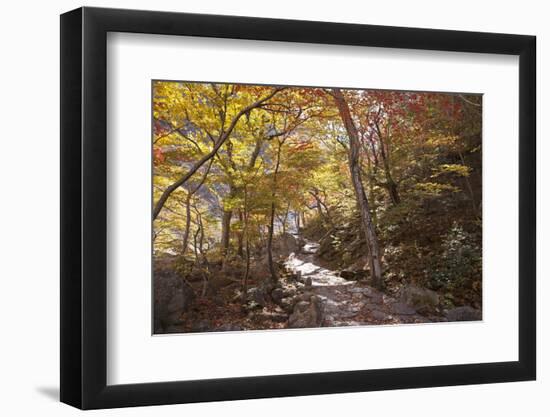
<box><xmin>60</xmin><ymin>6</ymin><xmax>536</xmax><ymax>409</ymax></box>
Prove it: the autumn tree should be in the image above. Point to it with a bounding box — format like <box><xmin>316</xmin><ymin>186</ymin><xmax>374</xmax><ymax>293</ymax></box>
<box><xmin>331</xmin><ymin>88</ymin><xmax>384</xmax><ymax>289</ymax></box>
<box><xmin>153</xmin><ymin>83</ymin><xmax>285</xmax><ymax>220</ymax></box>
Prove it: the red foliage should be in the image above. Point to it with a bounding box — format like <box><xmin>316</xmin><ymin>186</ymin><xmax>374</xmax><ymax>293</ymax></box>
<box><xmin>153</xmin><ymin>147</ymin><xmax>165</xmax><ymax>165</ymax></box>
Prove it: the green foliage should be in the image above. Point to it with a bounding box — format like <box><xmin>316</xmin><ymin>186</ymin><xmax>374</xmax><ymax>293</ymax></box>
<box><xmin>427</xmin><ymin>223</ymin><xmax>482</xmax><ymax>291</ymax></box>
<box><xmin>413</xmin><ymin>182</ymin><xmax>460</xmax><ymax>197</ymax></box>
<box><xmin>432</xmin><ymin>164</ymin><xmax>472</xmax><ymax>178</ymax></box>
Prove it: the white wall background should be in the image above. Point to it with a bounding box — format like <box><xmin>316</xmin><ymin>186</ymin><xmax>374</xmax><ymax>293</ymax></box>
<box><xmin>0</xmin><ymin>0</ymin><xmax>546</xmax><ymax>415</ymax></box>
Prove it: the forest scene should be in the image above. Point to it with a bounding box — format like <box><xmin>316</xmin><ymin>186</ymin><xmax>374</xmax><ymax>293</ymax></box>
<box><xmin>152</xmin><ymin>81</ymin><xmax>482</xmax><ymax>334</ymax></box>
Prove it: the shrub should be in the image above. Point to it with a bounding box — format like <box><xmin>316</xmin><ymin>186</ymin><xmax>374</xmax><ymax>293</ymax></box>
<box><xmin>428</xmin><ymin>222</ymin><xmax>481</xmax><ymax>291</ymax></box>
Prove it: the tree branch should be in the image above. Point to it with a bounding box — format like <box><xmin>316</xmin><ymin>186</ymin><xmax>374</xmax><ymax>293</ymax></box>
<box><xmin>153</xmin><ymin>87</ymin><xmax>285</xmax><ymax>220</ymax></box>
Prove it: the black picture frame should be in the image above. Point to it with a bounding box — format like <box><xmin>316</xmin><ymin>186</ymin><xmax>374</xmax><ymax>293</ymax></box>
<box><xmin>60</xmin><ymin>6</ymin><xmax>536</xmax><ymax>410</ymax></box>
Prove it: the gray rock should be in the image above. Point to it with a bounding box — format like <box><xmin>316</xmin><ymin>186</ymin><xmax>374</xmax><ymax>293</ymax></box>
<box><xmin>399</xmin><ymin>285</ymin><xmax>440</xmax><ymax>313</ymax></box>
<box><xmin>216</xmin><ymin>323</ymin><xmax>243</xmax><ymax>332</ymax></box>
<box><xmin>271</xmin><ymin>287</ymin><xmax>285</xmax><ymax>304</ymax></box>
<box><xmin>366</xmin><ymin>292</ymin><xmax>384</xmax><ymax>304</ymax></box>
<box><xmin>390</xmin><ymin>302</ymin><xmax>417</xmax><ymax>315</ymax></box>
<box><xmin>191</xmin><ymin>319</ymin><xmax>211</xmax><ymax>332</ymax></box>
<box><xmin>349</xmin><ymin>287</ymin><xmax>374</xmax><ymax>295</ymax></box>
<box><xmin>294</xmin><ymin>301</ymin><xmax>310</xmax><ymax>313</ymax></box>
<box><xmin>296</xmin><ymin>292</ymin><xmax>313</xmax><ymax>302</ymax></box>
<box><xmin>335</xmin><ymin>309</ymin><xmax>360</xmax><ymax>319</ymax></box>
<box><xmin>247</xmin><ymin>287</ymin><xmax>268</xmax><ymax>307</ymax></box>
<box><xmin>288</xmin><ymin>296</ymin><xmax>325</xmax><ymax>328</ymax></box>
<box><xmin>270</xmin><ymin>233</ymin><xmax>300</xmax><ymax>257</ymax></box>
<box><xmin>249</xmin><ymin>256</ymin><xmax>270</xmax><ymax>281</ymax></box>
<box><xmin>208</xmin><ymin>274</ymin><xmax>237</xmax><ymax>295</ymax></box>
<box><xmin>154</xmin><ymin>271</ymin><xmax>196</xmax><ymax>331</ymax></box>
<box><xmin>279</xmin><ymin>297</ymin><xmax>296</xmax><ymax>314</ymax></box>
<box><xmin>370</xmin><ymin>310</ymin><xmax>388</xmax><ymax>321</ymax></box>
<box><xmin>382</xmin><ymin>294</ymin><xmax>397</xmax><ymax>305</ymax></box>
<box><xmin>446</xmin><ymin>306</ymin><xmax>482</xmax><ymax>322</ymax></box>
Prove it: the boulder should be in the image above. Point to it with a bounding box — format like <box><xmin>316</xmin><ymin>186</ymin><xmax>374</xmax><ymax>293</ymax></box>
<box><xmin>340</xmin><ymin>269</ymin><xmax>368</xmax><ymax>281</ymax></box>
<box><xmin>208</xmin><ymin>274</ymin><xmax>237</xmax><ymax>296</ymax></box>
<box><xmin>365</xmin><ymin>292</ymin><xmax>384</xmax><ymax>304</ymax></box>
<box><xmin>271</xmin><ymin>287</ymin><xmax>285</xmax><ymax>304</ymax></box>
<box><xmin>390</xmin><ymin>302</ymin><xmax>417</xmax><ymax>315</ymax></box>
<box><xmin>273</xmin><ymin>233</ymin><xmax>300</xmax><ymax>256</ymax></box>
<box><xmin>399</xmin><ymin>285</ymin><xmax>440</xmax><ymax>314</ymax></box>
<box><xmin>296</xmin><ymin>292</ymin><xmax>313</xmax><ymax>303</ymax></box>
<box><xmin>154</xmin><ymin>271</ymin><xmax>196</xmax><ymax>332</ymax></box>
<box><xmin>369</xmin><ymin>309</ymin><xmax>389</xmax><ymax>321</ymax></box>
<box><xmin>446</xmin><ymin>306</ymin><xmax>482</xmax><ymax>322</ymax></box>
<box><xmin>166</xmin><ymin>290</ymin><xmax>190</xmax><ymax>318</ymax></box>
<box><xmin>247</xmin><ymin>287</ymin><xmax>268</xmax><ymax>307</ymax></box>
<box><xmin>279</xmin><ymin>297</ymin><xmax>296</xmax><ymax>314</ymax></box>
<box><xmin>294</xmin><ymin>301</ymin><xmax>310</xmax><ymax>313</ymax></box>
<box><xmin>288</xmin><ymin>295</ymin><xmax>325</xmax><ymax>328</ymax></box>
<box><xmin>249</xmin><ymin>256</ymin><xmax>271</xmax><ymax>281</ymax></box>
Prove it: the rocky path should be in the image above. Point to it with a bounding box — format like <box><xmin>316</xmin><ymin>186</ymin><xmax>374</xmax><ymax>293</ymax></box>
<box><xmin>282</xmin><ymin>238</ymin><xmax>433</xmax><ymax>327</ymax></box>
<box><xmin>156</xmin><ymin>235</ymin><xmax>480</xmax><ymax>334</ymax></box>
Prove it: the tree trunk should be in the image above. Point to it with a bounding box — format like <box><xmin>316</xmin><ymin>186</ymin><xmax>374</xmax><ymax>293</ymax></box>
<box><xmin>375</xmin><ymin>121</ymin><xmax>400</xmax><ymax>206</ymax></box>
<box><xmin>387</xmin><ymin>181</ymin><xmax>400</xmax><ymax>206</ymax></box>
<box><xmin>182</xmin><ymin>159</ymin><xmax>213</xmax><ymax>254</ymax></box>
<box><xmin>309</xmin><ymin>190</ymin><xmax>333</xmax><ymax>225</ymax></box>
<box><xmin>236</xmin><ymin>210</ymin><xmax>244</xmax><ymax>257</ymax></box>
<box><xmin>221</xmin><ymin>209</ymin><xmax>232</xmax><ymax>258</ymax></box>
<box><xmin>267</xmin><ymin>205</ymin><xmax>277</xmax><ymax>282</ymax></box>
<box><xmin>458</xmin><ymin>151</ymin><xmax>479</xmax><ymax>218</ymax></box>
<box><xmin>267</xmin><ymin>139</ymin><xmax>284</xmax><ymax>283</ymax></box>
<box><xmin>363</xmin><ymin>144</ymin><xmax>378</xmax><ymax>226</ymax></box>
<box><xmin>241</xmin><ymin>186</ymin><xmax>251</xmax><ymax>303</ymax></box>
<box><xmin>194</xmin><ymin>209</ymin><xmax>209</xmax><ymax>297</ymax></box>
<box><xmin>332</xmin><ymin>88</ymin><xmax>384</xmax><ymax>289</ymax></box>
<box><xmin>181</xmin><ymin>194</ymin><xmax>192</xmax><ymax>254</ymax></box>
<box><xmin>193</xmin><ymin>225</ymin><xmax>201</xmax><ymax>263</ymax></box>
<box><xmin>197</xmin><ymin>210</ymin><xmax>205</xmax><ymax>259</ymax></box>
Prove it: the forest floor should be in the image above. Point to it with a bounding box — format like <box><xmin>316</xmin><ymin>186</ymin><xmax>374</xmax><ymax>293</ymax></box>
<box><xmin>155</xmin><ymin>234</ymin><xmax>472</xmax><ymax>334</ymax></box>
